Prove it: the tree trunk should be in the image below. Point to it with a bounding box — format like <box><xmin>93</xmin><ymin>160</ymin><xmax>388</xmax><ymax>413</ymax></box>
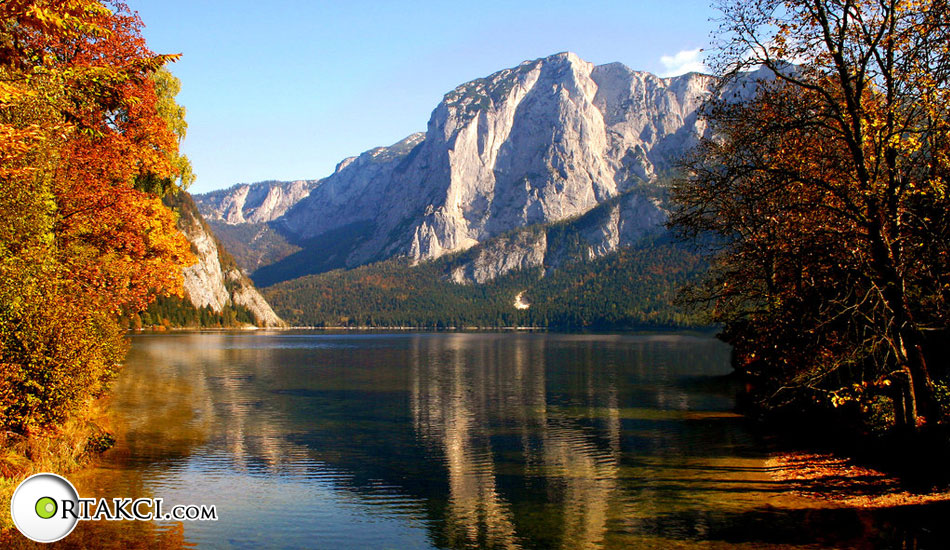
<box><xmin>867</xmin><ymin>216</ymin><xmax>939</xmax><ymax>428</ymax></box>
<box><xmin>902</xmin><ymin>331</ymin><xmax>939</xmax><ymax>426</ymax></box>
<box><xmin>900</xmin><ymin>366</ymin><xmax>917</xmax><ymax>429</ymax></box>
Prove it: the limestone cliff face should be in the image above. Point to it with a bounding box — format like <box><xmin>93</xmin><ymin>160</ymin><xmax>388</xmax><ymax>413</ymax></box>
<box><xmin>572</xmin><ymin>191</ymin><xmax>668</xmax><ymax>263</ymax></box>
<box><xmin>171</xmin><ymin>192</ymin><xmax>284</xmax><ymax>327</ymax></box>
<box><xmin>274</xmin><ymin>52</ymin><xmax>715</xmax><ymax>268</ymax></box>
<box><xmin>448</xmin><ymin>190</ymin><xmax>668</xmax><ymax>284</ymax></box>
<box><xmin>194</xmin><ymin>180</ymin><xmax>319</xmax><ymax>225</ymax></box>
<box><xmin>194</xmin><ymin>53</ymin><xmax>753</xmax><ymax>285</ymax></box>
<box><xmin>450</xmin><ymin>231</ymin><xmax>548</xmax><ymax>285</ymax></box>
<box><xmin>225</xmin><ymin>268</ymin><xmax>283</xmax><ymax>326</ymax></box>
<box><xmin>275</xmin><ymin>133</ymin><xmax>427</xmax><ymax>267</ymax></box>
<box><xmin>177</xmin><ymin>205</ymin><xmax>231</xmax><ymax>312</ymax></box>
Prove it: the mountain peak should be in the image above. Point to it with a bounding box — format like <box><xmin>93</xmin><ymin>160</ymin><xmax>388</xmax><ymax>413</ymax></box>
<box><xmin>542</xmin><ymin>51</ymin><xmax>585</xmax><ymax>64</ymax></box>
<box><xmin>196</xmin><ymin>52</ymin><xmax>722</xmax><ymax>282</ymax></box>
<box><xmin>515</xmin><ymin>51</ymin><xmax>583</xmax><ymax>66</ymax></box>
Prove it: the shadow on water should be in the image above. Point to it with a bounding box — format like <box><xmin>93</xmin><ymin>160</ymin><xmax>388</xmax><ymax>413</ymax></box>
<box><xmin>633</xmin><ymin>500</ymin><xmax>950</xmax><ymax>549</ymax></box>
<box><xmin>11</xmin><ymin>332</ymin><xmax>946</xmax><ymax>549</ymax></box>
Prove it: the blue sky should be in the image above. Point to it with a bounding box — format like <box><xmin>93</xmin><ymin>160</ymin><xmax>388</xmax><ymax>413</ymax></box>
<box><xmin>130</xmin><ymin>1</ymin><xmax>719</xmax><ymax>193</ymax></box>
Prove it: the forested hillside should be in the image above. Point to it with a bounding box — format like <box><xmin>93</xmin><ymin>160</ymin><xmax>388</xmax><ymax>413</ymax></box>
<box><xmin>264</xmin><ymin>235</ymin><xmax>704</xmax><ymax>328</ymax></box>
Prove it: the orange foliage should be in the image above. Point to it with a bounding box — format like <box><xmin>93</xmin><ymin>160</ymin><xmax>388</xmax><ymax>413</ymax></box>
<box><xmin>0</xmin><ymin>1</ymin><xmax>194</xmax><ymax>434</ymax></box>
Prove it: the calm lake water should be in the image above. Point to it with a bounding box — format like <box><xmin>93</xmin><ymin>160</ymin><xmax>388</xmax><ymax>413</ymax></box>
<box><xmin>47</xmin><ymin>332</ymin><xmax>950</xmax><ymax>549</ymax></box>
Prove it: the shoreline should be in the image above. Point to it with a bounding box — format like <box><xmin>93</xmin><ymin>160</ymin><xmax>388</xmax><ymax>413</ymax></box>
<box><xmin>128</xmin><ymin>324</ymin><xmax>719</xmax><ymax>334</ymax></box>
<box><xmin>766</xmin><ymin>450</ymin><xmax>950</xmax><ymax>508</ymax></box>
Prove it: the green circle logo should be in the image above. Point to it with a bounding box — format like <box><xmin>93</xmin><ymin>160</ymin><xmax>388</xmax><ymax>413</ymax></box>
<box><xmin>11</xmin><ymin>473</ymin><xmax>79</xmax><ymax>542</ymax></box>
<box><xmin>35</xmin><ymin>497</ymin><xmax>57</xmax><ymax>519</ymax></box>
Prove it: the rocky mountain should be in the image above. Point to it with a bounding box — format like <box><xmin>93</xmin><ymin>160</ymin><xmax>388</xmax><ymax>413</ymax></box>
<box><xmin>194</xmin><ymin>179</ymin><xmax>319</xmax><ymax>224</ymax></box>
<box><xmin>166</xmin><ymin>192</ymin><xmax>284</xmax><ymax>327</ymax></box>
<box><xmin>195</xmin><ymin>53</ymin><xmax>757</xmax><ymax>289</ymax></box>
<box><xmin>448</xmin><ymin>186</ymin><xmax>668</xmax><ymax>284</ymax></box>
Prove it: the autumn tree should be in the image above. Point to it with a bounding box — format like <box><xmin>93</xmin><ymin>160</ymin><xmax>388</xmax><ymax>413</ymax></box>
<box><xmin>670</xmin><ymin>0</ymin><xmax>950</xmax><ymax>431</ymax></box>
<box><xmin>0</xmin><ymin>1</ymin><xmax>193</xmax><ymax>435</ymax></box>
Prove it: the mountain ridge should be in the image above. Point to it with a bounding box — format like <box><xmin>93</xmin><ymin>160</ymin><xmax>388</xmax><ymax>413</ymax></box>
<box><xmin>194</xmin><ymin>52</ymin><xmax>724</xmax><ymax>288</ymax></box>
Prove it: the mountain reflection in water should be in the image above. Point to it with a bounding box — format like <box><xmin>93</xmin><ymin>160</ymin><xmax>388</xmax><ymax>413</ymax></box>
<box><xmin>27</xmin><ymin>332</ymin><xmax>949</xmax><ymax>550</ymax></box>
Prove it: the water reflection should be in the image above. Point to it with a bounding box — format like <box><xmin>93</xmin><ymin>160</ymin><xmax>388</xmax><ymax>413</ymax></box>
<box><xmin>22</xmin><ymin>332</ymin><xmax>949</xmax><ymax>549</ymax></box>
<box><xmin>410</xmin><ymin>335</ymin><xmax>623</xmax><ymax>550</ymax></box>
<box><xmin>407</xmin><ymin>334</ymin><xmax>760</xmax><ymax>550</ymax></box>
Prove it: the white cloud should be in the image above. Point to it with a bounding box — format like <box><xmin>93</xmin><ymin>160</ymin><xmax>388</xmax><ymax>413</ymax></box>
<box><xmin>659</xmin><ymin>48</ymin><xmax>707</xmax><ymax>77</ymax></box>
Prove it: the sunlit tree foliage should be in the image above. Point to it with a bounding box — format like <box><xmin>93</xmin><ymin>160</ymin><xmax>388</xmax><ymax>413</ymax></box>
<box><xmin>671</xmin><ymin>0</ymin><xmax>950</xmax><ymax>431</ymax></box>
<box><xmin>0</xmin><ymin>1</ymin><xmax>193</xmax><ymax>434</ymax></box>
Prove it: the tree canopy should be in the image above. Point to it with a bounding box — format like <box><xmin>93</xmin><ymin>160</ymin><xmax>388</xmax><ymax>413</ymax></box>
<box><xmin>672</xmin><ymin>0</ymin><xmax>950</xmax><ymax>432</ymax></box>
<box><xmin>0</xmin><ymin>1</ymin><xmax>193</xmax><ymax>434</ymax></box>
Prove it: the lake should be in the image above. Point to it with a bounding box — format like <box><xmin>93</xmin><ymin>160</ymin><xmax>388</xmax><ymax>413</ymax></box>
<box><xmin>50</xmin><ymin>332</ymin><xmax>950</xmax><ymax>548</ymax></box>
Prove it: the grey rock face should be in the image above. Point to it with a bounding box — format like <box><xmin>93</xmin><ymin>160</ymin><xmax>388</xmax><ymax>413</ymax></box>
<box><xmin>575</xmin><ymin>192</ymin><xmax>668</xmax><ymax>263</ymax></box>
<box><xmin>450</xmin><ymin>231</ymin><xmax>547</xmax><ymax>285</ymax></box>
<box><xmin>194</xmin><ymin>53</ymin><xmax>757</xmax><ymax>285</ymax></box>
<box><xmin>225</xmin><ymin>269</ymin><xmax>284</xmax><ymax>327</ymax></box>
<box><xmin>195</xmin><ymin>180</ymin><xmax>319</xmax><ymax>224</ymax></box>
<box><xmin>175</xmin><ymin>193</ymin><xmax>284</xmax><ymax>327</ymax></box>
<box><xmin>276</xmin><ymin>133</ymin><xmax>426</xmax><ymax>268</ymax></box>
<box><xmin>276</xmin><ymin>53</ymin><xmax>715</xmax><ymax>267</ymax></box>
<box><xmin>178</xmin><ymin>209</ymin><xmax>231</xmax><ymax>312</ymax></box>
<box><xmin>449</xmin><ymin>190</ymin><xmax>668</xmax><ymax>284</ymax></box>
